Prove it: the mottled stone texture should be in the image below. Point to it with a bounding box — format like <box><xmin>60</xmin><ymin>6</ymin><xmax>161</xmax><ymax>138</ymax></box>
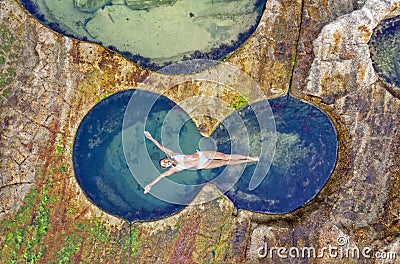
<box><xmin>1</xmin><ymin>0</ymin><xmax>399</xmax><ymax>263</ymax></box>
<box><xmin>228</xmin><ymin>0</ymin><xmax>303</xmax><ymax>97</ymax></box>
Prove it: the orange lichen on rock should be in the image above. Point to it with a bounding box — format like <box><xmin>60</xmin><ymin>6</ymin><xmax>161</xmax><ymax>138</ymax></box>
<box><xmin>332</xmin><ymin>31</ymin><xmax>342</xmax><ymax>54</ymax></box>
<box><xmin>358</xmin><ymin>25</ymin><xmax>371</xmax><ymax>42</ymax></box>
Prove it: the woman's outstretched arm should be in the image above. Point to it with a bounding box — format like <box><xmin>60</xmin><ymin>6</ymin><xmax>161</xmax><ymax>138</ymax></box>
<box><xmin>144</xmin><ymin>131</ymin><xmax>176</xmax><ymax>157</ymax></box>
<box><xmin>144</xmin><ymin>168</ymin><xmax>178</xmax><ymax>194</ymax></box>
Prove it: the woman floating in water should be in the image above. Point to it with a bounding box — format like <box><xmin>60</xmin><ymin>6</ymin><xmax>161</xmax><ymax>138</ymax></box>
<box><xmin>143</xmin><ymin>131</ymin><xmax>259</xmax><ymax>194</ymax></box>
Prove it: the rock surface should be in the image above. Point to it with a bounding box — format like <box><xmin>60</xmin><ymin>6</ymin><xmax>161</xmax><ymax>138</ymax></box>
<box><xmin>0</xmin><ymin>0</ymin><xmax>399</xmax><ymax>263</ymax></box>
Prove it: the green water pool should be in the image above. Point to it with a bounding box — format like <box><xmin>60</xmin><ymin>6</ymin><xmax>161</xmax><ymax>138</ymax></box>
<box><xmin>20</xmin><ymin>0</ymin><xmax>266</xmax><ymax>70</ymax></box>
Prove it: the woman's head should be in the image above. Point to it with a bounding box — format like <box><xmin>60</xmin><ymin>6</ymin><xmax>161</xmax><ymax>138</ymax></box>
<box><xmin>159</xmin><ymin>157</ymin><xmax>173</xmax><ymax>168</ymax></box>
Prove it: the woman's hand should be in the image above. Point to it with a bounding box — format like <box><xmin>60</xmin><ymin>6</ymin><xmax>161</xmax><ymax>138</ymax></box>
<box><xmin>144</xmin><ymin>131</ymin><xmax>152</xmax><ymax>139</ymax></box>
<box><xmin>143</xmin><ymin>169</ymin><xmax>177</xmax><ymax>194</ymax></box>
<box><xmin>144</xmin><ymin>184</ymin><xmax>151</xmax><ymax>194</ymax></box>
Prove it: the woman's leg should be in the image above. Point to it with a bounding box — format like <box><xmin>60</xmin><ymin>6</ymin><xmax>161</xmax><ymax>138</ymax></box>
<box><xmin>202</xmin><ymin>159</ymin><xmax>254</xmax><ymax>170</ymax></box>
<box><xmin>201</xmin><ymin>151</ymin><xmax>258</xmax><ymax>161</ymax></box>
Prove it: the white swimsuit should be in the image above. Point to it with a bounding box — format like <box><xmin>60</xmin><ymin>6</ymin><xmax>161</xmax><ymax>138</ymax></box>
<box><xmin>170</xmin><ymin>153</ymin><xmax>187</xmax><ymax>171</ymax></box>
<box><xmin>196</xmin><ymin>150</ymin><xmax>210</xmax><ymax>169</ymax></box>
<box><xmin>171</xmin><ymin>150</ymin><xmax>210</xmax><ymax>171</ymax></box>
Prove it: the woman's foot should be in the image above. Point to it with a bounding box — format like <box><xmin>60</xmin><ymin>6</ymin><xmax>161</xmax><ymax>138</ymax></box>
<box><xmin>248</xmin><ymin>156</ymin><xmax>259</xmax><ymax>162</ymax></box>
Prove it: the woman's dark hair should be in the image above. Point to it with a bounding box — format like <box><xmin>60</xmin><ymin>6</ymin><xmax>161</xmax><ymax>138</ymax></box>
<box><xmin>159</xmin><ymin>157</ymin><xmax>170</xmax><ymax>168</ymax></box>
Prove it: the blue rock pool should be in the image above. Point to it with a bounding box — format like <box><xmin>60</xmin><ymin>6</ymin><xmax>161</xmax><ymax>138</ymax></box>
<box><xmin>19</xmin><ymin>0</ymin><xmax>266</xmax><ymax>70</ymax></box>
<box><xmin>73</xmin><ymin>90</ymin><xmax>338</xmax><ymax>222</ymax></box>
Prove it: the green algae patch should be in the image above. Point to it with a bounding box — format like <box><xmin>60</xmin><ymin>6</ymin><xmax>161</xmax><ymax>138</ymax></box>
<box><xmin>0</xmin><ymin>185</ymin><xmax>52</xmax><ymax>263</ymax></box>
<box><xmin>227</xmin><ymin>93</ymin><xmax>249</xmax><ymax>110</ymax></box>
<box><xmin>55</xmin><ymin>235</ymin><xmax>82</xmax><ymax>264</ymax></box>
<box><xmin>0</xmin><ymin>176</ymin><xmax>137</xmax><ymax>263</ymax></box>
<box><xmin>129</xmin><ymin>225</ymin><xmax>140</xmax><ymax>257</ymax></box>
